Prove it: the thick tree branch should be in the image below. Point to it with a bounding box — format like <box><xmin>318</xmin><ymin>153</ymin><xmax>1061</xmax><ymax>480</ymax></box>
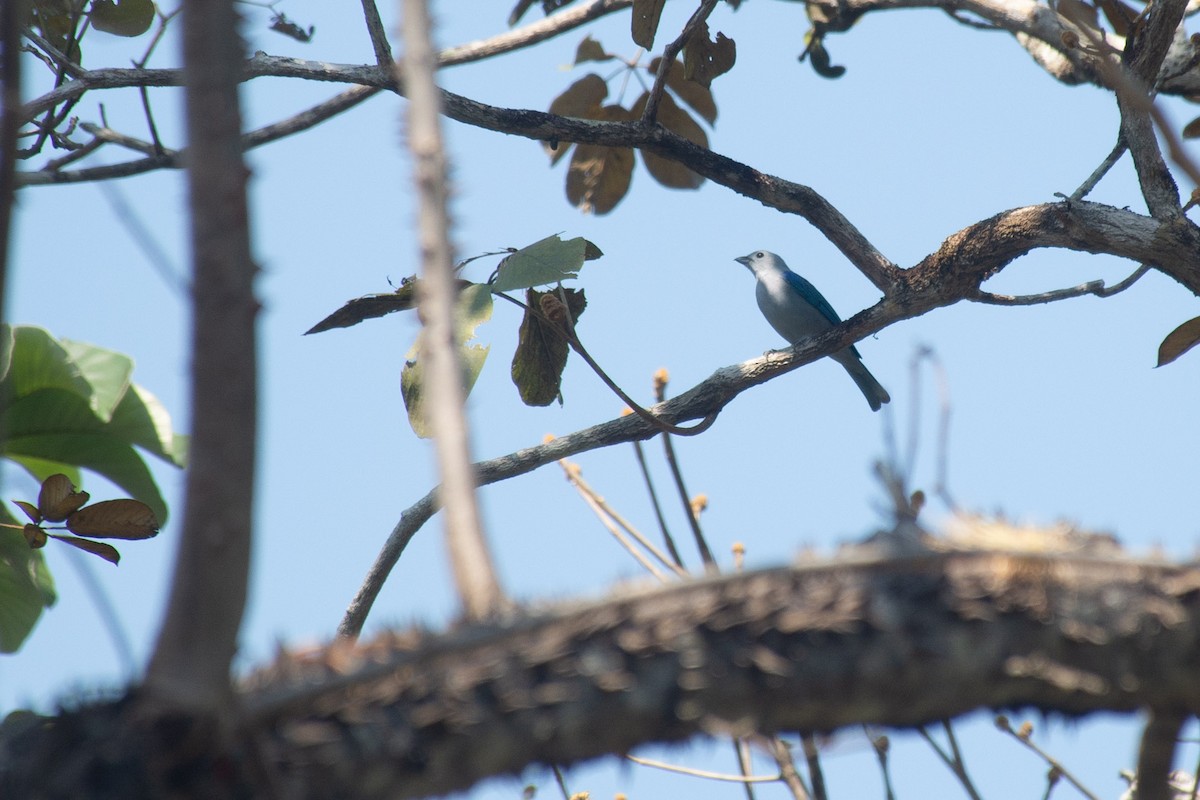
<box><xmin>11</xmin><ymin>538</ymin><xmax>1200</xmax><ymax>798</ymax></box>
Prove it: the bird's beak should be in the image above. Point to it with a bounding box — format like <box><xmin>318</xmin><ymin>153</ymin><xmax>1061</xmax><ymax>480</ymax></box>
<box><xmin>734</xmin><ymin>255</ymin><xmax>750</xmax><ymax>267</ymax></box>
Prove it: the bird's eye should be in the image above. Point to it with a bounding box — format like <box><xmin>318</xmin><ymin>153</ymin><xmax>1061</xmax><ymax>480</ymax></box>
<box><xmin>755</xmin><ymin>251</ymin><xmax>764</xmax><ymax>258</ymax></box>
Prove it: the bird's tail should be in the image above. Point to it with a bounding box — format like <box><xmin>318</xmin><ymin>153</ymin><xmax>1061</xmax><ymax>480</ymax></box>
<box><xmin>833</xmin><ymin>351</ymin><xmax>890</xmax><ymax>412</ymax></box>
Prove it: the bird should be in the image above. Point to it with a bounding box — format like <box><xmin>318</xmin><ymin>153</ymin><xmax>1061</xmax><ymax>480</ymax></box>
<box><xmin>734</xmin><ymin>249</ymin><xmax>890</xmax><ymax>411</ymax></box>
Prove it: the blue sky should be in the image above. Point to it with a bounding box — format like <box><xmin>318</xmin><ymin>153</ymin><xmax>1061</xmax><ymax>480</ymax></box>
<box><xmin>6</xmin><ymin>2</ymin><xmax>1199</xmax><ymax>798</ymax></box>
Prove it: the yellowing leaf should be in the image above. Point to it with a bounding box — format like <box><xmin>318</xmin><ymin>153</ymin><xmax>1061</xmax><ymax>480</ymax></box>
<box><xmin>649</xmin><ymin>57</ymin><xmax>717</xmax><ymax>125</ymax></box>
<box><xmin>66</xmin><ymin>499</ymin><xmax>159</xmax><ymax>539</ymax></box>
<box><xmin>565</xmin><ymin>106</ymin><xmax>636</xmax><ymax>214</ymax></box>
<box><xmin>90</xmin><ymin>0</ymin><xmax>155</xmax><ymax>37</ymax></box>
<box><xmin>683</xmin><ymin>24</ymin><xmax>736</xmax><ymax>87</ymax></box>
<box><xmin>633</xmin><ymin>92</ymin><xmax>707</xmax><ymax>189</ymax></box>
<box><xmin>38</xmin><ymin>474</ymin><xmax>89</xmax><ymax>523</ymax></box>
<box><xmin>1156</xmin><ymin>315</ymin><xmax>1200</xmax><ymax>367</ymax></box>
<box><xmin>631</xmin><ymin>0</ymin><xmax>666</xmax><ymax>49</ymax></box>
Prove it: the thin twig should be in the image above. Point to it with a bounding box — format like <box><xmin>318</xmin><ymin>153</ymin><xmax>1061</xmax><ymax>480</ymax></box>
<box><xmin>734</xmin><ymin>738</ymin><xmax>758</xmax><ymax>800</ymax></box>
<box><xmin>655</xmin><ymin>372</ymin><xmax>717</xmax><ymax>570</ymax></box>
<box><xmin>970</xmin><ymin>264</ymin><xmax>1150</xmax><ymax>305</ymax></box>
<box><xmin>630</xmin><ymin>437</ymin><xmax>685</xmax><ymax>567</ymax></box>
<box><xmin>96</xmin><ymin>179</ymin><xmax>189</xmax><ymax>295</ymax></box>
<box><xmin>402</xmin><ymin>0</ymin><xmax>504</xmax><ymax>622</ymax></box>
<box><xmin>917</xmin><ymin>723</ymin><xmax>984</xmax><ymax>800</ymax></box>
<box><xmin>80</xmin><ymin>122</ymin><xmax>180</xmax><ymax>158</ymax></box>
<box><xmin>995</xmin><ymin>717</ymin><xmax>1101</xmax><ymax>800</ymax></box>
<box><xmin>490</xmin><ymin>288</ymin><xmax>721</xmax><ymax>437</ymax></box>
<box><xmin>1069</xmin><ymin>137</ymin><xmax>1128</xmax><ymax>201</ymax></box>
<box><xmin>800</xmin><ymin>734</ymin><xmax>828</xmax><ymax>800</ymax></box>
<box><xmin>64</xmin><ymin>546</ymin><xmax>138</xmax><ymax>678</ymax></box>
<box><xmin>761</xmin><ymin>736</ymin><xmax>812</xmax><ymax>800</ymax></box>
<box><xmin>625</xmin><ymin>754</ymin><xmax>781</xmax><ymax>783</ymax></box>
<box><xmin>863</xmin><ymin>727</ymin><xmax>896</xmax><ymax>800</ymax></box>
<box><xmin>640</xmin><ymin>0</ymin><xmax>719</xmax><ymax>123</ymax></box>
<box><xmin>558</xmin><ymin>458</ymin><xmax>688</xmax><ymax>578</ymax></box>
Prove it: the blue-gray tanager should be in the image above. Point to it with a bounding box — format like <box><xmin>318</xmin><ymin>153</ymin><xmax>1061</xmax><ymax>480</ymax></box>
<box><xmin>735</xmin><ymin>250</ymin><xmax>890</xmax><ymax>411</ymax></box>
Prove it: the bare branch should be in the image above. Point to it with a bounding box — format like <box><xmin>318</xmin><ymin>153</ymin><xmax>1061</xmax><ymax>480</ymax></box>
<box><xmin>251</xmin><ymin>546</ymin><xmax>1200</xmax><ymax>799</ymax></box>
<box><xmin>359</xmin><ymin>0</ymin><xmax>393</xmax><ymax>66</ymax></box>
<box><xmin>402</xmin><ymin>0</ymin><xmax>505</xmax><ymax>623</ymax></box>
<box><xmin>970</xmin><ymin>263</ymin><xmax>1152</xmax><ymax>305</ymax></box>
<box><xmin>641</xmin><ymin>0</ymin><xmax>719</xmax><ymax>123</ymax></box>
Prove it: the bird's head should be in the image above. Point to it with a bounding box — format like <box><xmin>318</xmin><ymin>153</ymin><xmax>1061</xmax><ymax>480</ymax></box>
<box><xmin>735</xmin><ymin>250</ymin><xmax>786</xmax><ymax>276</ymax></box>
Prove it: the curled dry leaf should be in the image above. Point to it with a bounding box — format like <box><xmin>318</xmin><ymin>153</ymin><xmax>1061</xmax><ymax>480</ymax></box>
<box><xmin>38</xmin><ymin>474</ymin><xmax>89</xmax><ymax>523</ymax></box>
<box><xmin>65</xmin><ymin>499</ymin><xmax>160</xmax><ymax>539</ymax></box>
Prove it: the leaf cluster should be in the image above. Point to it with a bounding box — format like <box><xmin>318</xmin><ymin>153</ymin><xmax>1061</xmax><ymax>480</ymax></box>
<box><xmin>544</xmin><ymin>41</ymin><xmax>732</xmax><ymax>214</ymax></box>
<box><xmin>0</xmin><ymin>325</ymin><xmax>186</xmax><ymax>652</ymax></box>
<box><xmin>306</xmin><ymin>235</ymin><xmax>603</xmax><ymax>436</ymax></box>
<box><xmin>13</xmin><ymin>473</ymin><xmax>159</xmax><ymax>566</ymax></box>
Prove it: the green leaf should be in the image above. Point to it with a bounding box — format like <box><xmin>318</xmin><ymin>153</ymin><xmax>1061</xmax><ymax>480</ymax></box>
<box><xmin>61</xmin><ymin>338</ymin><xmax>134</xmax><ymax>422</ymax></box>
<box><xmin>492</xmin><ymin>235</ymin><xmax>595</xmax><ymax>292</ymax></box>
<box><xmin>1156</xmin><ymin>315</ymin><xmax>1200</xmax><ymax>367</ymax></box>
<box><xmin>511</xmin><ymin>288</ymin><xmax>587</xmax><ymax>406</ymax></box>
<box><xmin>0</xmin><ymin>510</ymin><xmax>57</xmax><ymax>654</ymax></box>
<box><xmin>90</xmin><ymin>0</ymin><xmax>155</xmax><ymax>37</ymax></box>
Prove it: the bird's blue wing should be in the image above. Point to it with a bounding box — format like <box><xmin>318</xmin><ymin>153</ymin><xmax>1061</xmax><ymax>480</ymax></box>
<box><xmin>782</xmin><ymin>270</ymin><xmax>842</xmax><ymax>325</ymax></box>
<box><xmin>782</xmin><ymin>270</ymin><xmax>863</xmax><ymax>359</ymax></box>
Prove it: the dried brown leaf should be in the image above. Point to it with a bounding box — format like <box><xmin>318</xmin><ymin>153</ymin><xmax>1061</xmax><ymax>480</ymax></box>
<box><xmin>565</xmin><ymin>106</ymin><xmax>636</xmax><ymax>214</ymax></box>
<box><xmin>48</xmin><ymin>534</ymin><xmax>121</xmax><ymax>565</ymax></box>
<box><xmin>683</xmin><ymin>23</ymin><xmax>736</xmax><ymax>87</ymax></box>
<box><xmin>631</xmin><ymin>0</ymin><xmax>666</xmax><ymax>49</ymax></box>
<box><xmin>1156</xmin><ymin>315</ymin><xmax>1200</xmax><ymax>367</ymax></box>
<box><xmin>1182</xmin><ymin>116</ymin><xmax>1200</xmax><ymax>139</ymax></box>
<box><xmin>649</xmin><ymin>56</ymin><xmax>717</xmax><ymax>125</ymax></box>
<box><xmin>633</xmin><ymin>92</ymin><xmax>707</xmax><ymax>189</ymax></box>
<box><xmin>546</xmin><ymin>74</ymin><xmax>609</xmax><ymax>164</ymax></box>
<box><xmin>66</xmin><ymin>499</ymin><xmax>160</xmax><ymax>539</ymax></box>
<box><xmin>574</xmin><ymin>36</ymin><xmax>611</xmax><ymax>64</ymax></box>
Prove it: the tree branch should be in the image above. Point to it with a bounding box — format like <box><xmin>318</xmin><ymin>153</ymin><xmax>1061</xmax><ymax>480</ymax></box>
<box><xmin>143</xmin><ymin>0</ymin><xmax>257</xmax><ymax>712</ymax></box>
<box><xmin>336</xmin><ymin>200</ymin><xmax>1200</xmax><ymax>636</ymax></box>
